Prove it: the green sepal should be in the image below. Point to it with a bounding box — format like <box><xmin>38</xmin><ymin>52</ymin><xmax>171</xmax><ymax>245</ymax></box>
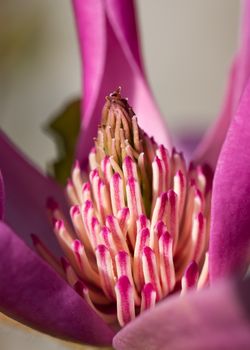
<box><xmin>46</xmin><ymin>99</ymin><xmax>81</xmax><ymax>185</ymax></box>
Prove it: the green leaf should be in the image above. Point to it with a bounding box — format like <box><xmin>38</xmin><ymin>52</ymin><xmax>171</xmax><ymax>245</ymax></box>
<box><xmin>46</xmin><ymin>99</ymin><xmax>81</xmax><ymax>185</ymax></box>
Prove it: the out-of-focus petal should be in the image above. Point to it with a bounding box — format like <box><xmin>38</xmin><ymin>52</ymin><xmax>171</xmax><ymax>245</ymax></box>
<box><xmin>0</xmin><ymin>131</ymin><xmax>67</xmax><ymax>255</ymax></box>
<box><xmin>192</xmin><ymin>57</ymin><xmax>238</xmax><ymax>168</ymax></box>
<box><xmin>0</xmin><ymin>221</ymin><xmax>114</xmax><ymax>346</ymax></box>
<box><xmin>72</xmin><ymin>0</ymin><xmax>171</xmax><ymax>166</ymax></box>
<box><xmin>209</xmin><ymin>78</ymin><xmax>250</xmax><ymax>280</ymax></box>
<box><xmin>235</xmin><ymin>0</ymin><xmax>250</xmax><ymax>106</ymax></box>
<box><xmin>113</xmin><ymin>278</ymin><xmax>250</xmax><ymax>350</ymax></box>
<box><xmin>193</xmin><ymin>1</ymin><xmax>250</xmax><ymax>168</ymax></box>
<box><xmin>0</xmin><ymin>171</ymin><xmax>4</xmax><ymax>219</ymax></box>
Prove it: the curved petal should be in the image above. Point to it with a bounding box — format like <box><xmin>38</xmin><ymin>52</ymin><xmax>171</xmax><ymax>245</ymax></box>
<box><xmin>0</xmin><ymin>171</ymin><xmax>4</xmax><ymax>219</ymax></box>
<box><xmin>193</xmin><ymin>0</ymin><xmax>250</xmax><ymax>168</ymax></box>
<box><xmin>113</xmin><ymin>278</ymin><xmax>250</xmax><ymax>350</ymax></box>
<box><xmin>72</xmin><ymin>0</ymin><xmax>171</xmax><ymax>166</ymax></box>
<box><xmin>209</xmin><ymin>78</ymin><xmax>250</xmax><ymax>280</ymax></box>
<box><xmin>0</xmin><ymin>131</ymin><xmax>67</xmax><ymax>255</ymax></box>
<box><xmin>0</xmin><ymin>221</ymin><xmax>114</xmax><ymax>345</ymax></box>
<box><xmin>192</xmin><ymin>57</ymin><xmax>238</xmax><ymax>168</ymax></box>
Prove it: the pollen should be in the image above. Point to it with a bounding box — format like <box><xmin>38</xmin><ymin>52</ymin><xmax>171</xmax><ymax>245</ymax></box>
<box><xmin>33</xmin><ymin>89</ymin><xmax>212</xmax><ymax>327</ymax></box>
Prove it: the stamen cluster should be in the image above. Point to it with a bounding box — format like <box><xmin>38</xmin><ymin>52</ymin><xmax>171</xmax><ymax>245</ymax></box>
<box><xmin>33</xmin><ymin>89</ymin><xmax>211</xmax><ymax>327</ymax></box>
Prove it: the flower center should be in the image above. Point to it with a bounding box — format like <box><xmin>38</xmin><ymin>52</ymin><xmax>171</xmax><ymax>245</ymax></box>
<box><xmin>33</xmin><ymin>89</ymin><xmax>212</xmax><ymax>327</ymax></box>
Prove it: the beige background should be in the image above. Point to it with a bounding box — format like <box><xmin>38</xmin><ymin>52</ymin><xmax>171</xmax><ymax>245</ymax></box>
<box><xmin>0</xmin><ymin>1</ymin><xmax>240</xmax><ymax>349</ymax></box>
<box><xmin>0</xmin><ymin>0</ymin><xmax>240</xmax><ymax>171</ymax></box>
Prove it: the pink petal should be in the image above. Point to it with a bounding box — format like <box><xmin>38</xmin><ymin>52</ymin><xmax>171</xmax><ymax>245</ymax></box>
<box><xmin>193</xmin><ymin>1</ymin><xmax>250</xmax><ymax>168</ymax></box>
<box><xmin>113</xmin><ymin>278</ymin><xmax>250</xmax><ymax>350</ymax></box>
<box><xmin>0</xmin><ymin>221</ymin><xmax>114</xmax><ymax>345</ymax></box>
<box><xmin>209</xmin><ymin>78</ymin><xmax>250</xmax><ymax>280</ymax></box>
<box><xmin>72</xmin><ymin>0</ymin><xmax>171</xmax><ymax>166</ymax></box>
<box><xmin>0</xmin><ymin>171</ymin><xmax>4</xmax><ymax>219</ymax></box>
<box><xmin>193</xmin><ymin>57</ymin><xmax>238</xmax><ymax>168</ymax></box>
<box><xmin>0</xmin><ymin>131</ymin><xmax>67</xmax><ymax>255</ymax></box>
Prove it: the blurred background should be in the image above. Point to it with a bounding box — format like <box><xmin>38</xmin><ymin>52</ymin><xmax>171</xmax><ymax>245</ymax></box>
<box><xmin>0</xmin><ymin>0</ymin><xmax>240</xmax><ymax>171</ymax></box>
<box><xmin>0</xmin><ymin>0</ymin><xmax>240</xmax><ymax>349</ymax></box>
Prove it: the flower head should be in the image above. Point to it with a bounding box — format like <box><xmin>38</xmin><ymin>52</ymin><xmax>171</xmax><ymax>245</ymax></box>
<box><xmin>34</xmin><ymin>89</ymin><xmax>212</xmax><ymax>327</ymax></box>
<box><xmin>1</xmin><ymin>1</ymin><xmax>250</xmax><ymax>349</ymax></box>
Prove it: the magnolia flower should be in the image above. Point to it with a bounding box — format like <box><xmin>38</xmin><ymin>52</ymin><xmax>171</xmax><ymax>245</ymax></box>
<box><xmin>1</xmin><ymin>1</ymin><xmax>250</xmax><ymax>350</ymax></box>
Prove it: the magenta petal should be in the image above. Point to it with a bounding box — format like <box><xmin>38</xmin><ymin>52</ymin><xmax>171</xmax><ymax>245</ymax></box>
<box><xmin>113</xmin><ymin>279</ymin><xmax>250</xmax><ymax>350</ymax></box>
<box><xmin>235</xmin><ymin>0</ymin><xmax>250</xmax><ymax>105</ymax></box>
<box><xmin>72</xmin><ymin>0</ymin><xmax>171</xmax><ymax>165</ymax></box>
<box><xmin>193</xmin><ymin>57</ymin><xmax>238</xmax><ymax>168</ymax></box>
<box><xmin>0</xmin><ymin>221</ymin><xmax>114</xmax><ymax>345</ymax></box>
<box><xmin>0</xmin><ymin>131</ymin><xmax>67</xmax><ymax>255</ymax></box>
<box><xmin>209</xmin><ymin>79</ymin><xmax>250</xmax><ymax>280</ymax></box>
<box><xmin>0</xmin><ymin>171</ymin><xmax>4</xmax><ymax>219</ymax></box>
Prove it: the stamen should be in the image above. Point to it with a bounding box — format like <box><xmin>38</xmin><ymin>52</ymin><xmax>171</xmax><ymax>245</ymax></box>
<box><xmin>115</xmin><ymin>276</ymin><xmax>135</xmax><ymax>327</ymax></box>
<box><xmin>181</xmin><ymin>261</ymin><xmax>199</xmax><ymax>294</ymax></box>
<box><xmin>95</xmin><ymin>245</ymin><xmax>116</xmax><ymax>301</ymax></box>
<box><xmin>198</xmin><ymin>252</ymin><xmax>209</xmax><ymax>289</ymax></box>
<box><xmin>35</xmin><ymin>89</ymin><xmax>212</xmax><ymax>329</ymax></box>
<box><xmin>66</xmin><ymin>179</ymin><xmax>79</xmax><ymax>205</ymax></box>
<box><xmin>158</xmin><ymin>232</ymin><xmax>175</xmax><ymax>296</ymax></box>
<box><xmin>110</xmin><ymin>173</ymin><xmax>125</xmax><ymax>215</ymax></box>
<box><xmin>72</xmin><ymin>160</ymin><xmax>84</xmax><ymax>202</ymax></box>
<box><xmin>140</xmin><ymin>283</ymin><xmax>157</xmax><ymax>312</ymax></box>
<box><xmin>134</xmin><ymin>227</ymin><xmax>150</xmax><ymax>291</ymax></box>
<box><xmin>142</xmin><ymin>246</ymin><xmax>162</xmax><ymax>300</ymax></box>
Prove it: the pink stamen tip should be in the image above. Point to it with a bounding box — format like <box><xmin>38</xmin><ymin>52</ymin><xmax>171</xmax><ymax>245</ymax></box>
<box><xmin>83</xmin><ymin>200</ymin><xmax>93</xmax><ymax>211</ymax></box>
<box><xmin>168</xmin><ymin>189</ymin><xmax>177</xmax><ymax>201</ymax></box>
<box><xmin>70</xmin><ymin>205</ymin><xmax>80</xmax><ymax>217</ymax></box>
<box><xmin>82</xmin><ymin>182</ymin><xmax>90</xmax><ymax>192</ymax></box>
<box><xmin>90</xmin><ymin>169</ymin><xmax>99</xmax><ymax>181</ymax></box>
<box><xmin>67</xmin><ymin>178</ymin><xmax>73</xmax><ymax>187</ymax></box>
<box><xmin>112</xmin><ymin>172</ymin><xmax>121</xmax><ymax>181</ymax></box>
<box><xmin>73</xmin><ymin>239</ymin><xmax>81</xmax><ymax>252</ymax></box>
<box><xmin>46</xmin><ymin>197</ymin><xmax>58</xmax><ymax>211</ymax></box>
<box><xmin>160</xmin><ymin>191</ymin><xmax>168</xmax><ymax>202</ymax></box>
<box><xmin>124</xmin><ymin>155</ymin><xmax>133</xmax><ymax>164</ymax></box>
<box><xmin>142</xmin><ymin>282</ymin><xmax>155</xmax><ymax>295</ymax></box>
<box><xmin>74</xmin><ymin>160</ymin><xmax>80</xmax><ymax>169</ymax></box>
<box><xmin>197</xmin><ymin>212</ymin><xmax>204</xmax><ymax>225</ymax></box>
<box><xmin>115</xmin><ymin>275</ymin><xmax>135</xmax><ymax>326</ymax></box>
<box><xmin>155</xmin><ymin>221</ymin><xmax>169</xmax><ymax>239</ymax></box>
<box><xmin>119</xmin><ymin>207</ymin><xmax>130</xmax><ymax>217</ymax></box>
<box><xmin>143</xmin><ymin>246</ymin><xmax>153</xmax><ymax>257</ymax></box>
<box><xmin>74</xmin><ymin>280</ymin><xmax>88</xmax><ymax>298</ymax></box>
<box><xmin>54</xmin><ymin>219</ymin><xmax>64</xmax><ymax>231</ymax></box>
<box><xmin>184</xmin><ymin>261</ymin><xmax>199</xmax><ymax>288</ymax></box>
<box><xmin>138</xmin><ymin>214</ymin><xmax>147</xmax><ymax>225</ymax></box>
<box><xmin>92</xmin><ymin>216</ymin><xmax>99</xmax><ymax>225</ymax></box>
<box><xmin>96</xmin><ymin>244</ymin><xmax>107</xmax><ymax>256</ymax></box>
<box><xmin>140</xmin><ymin>227</ymin><xmax>150</xmax><ymax>243</ymax></box>
<box><xmin>105</xmin><ymin>215</ymin><xmax>113</xmax><ymax>225</ymax></box>
<box><xmin>141</xmin><ymin>282</ymin><xmax>157</xmax><ymax>312</ymax></box>
<box><xmin>150</xmin><ymin>136</ymin><xmax>156</xmax><ymax>145</ymax></box>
